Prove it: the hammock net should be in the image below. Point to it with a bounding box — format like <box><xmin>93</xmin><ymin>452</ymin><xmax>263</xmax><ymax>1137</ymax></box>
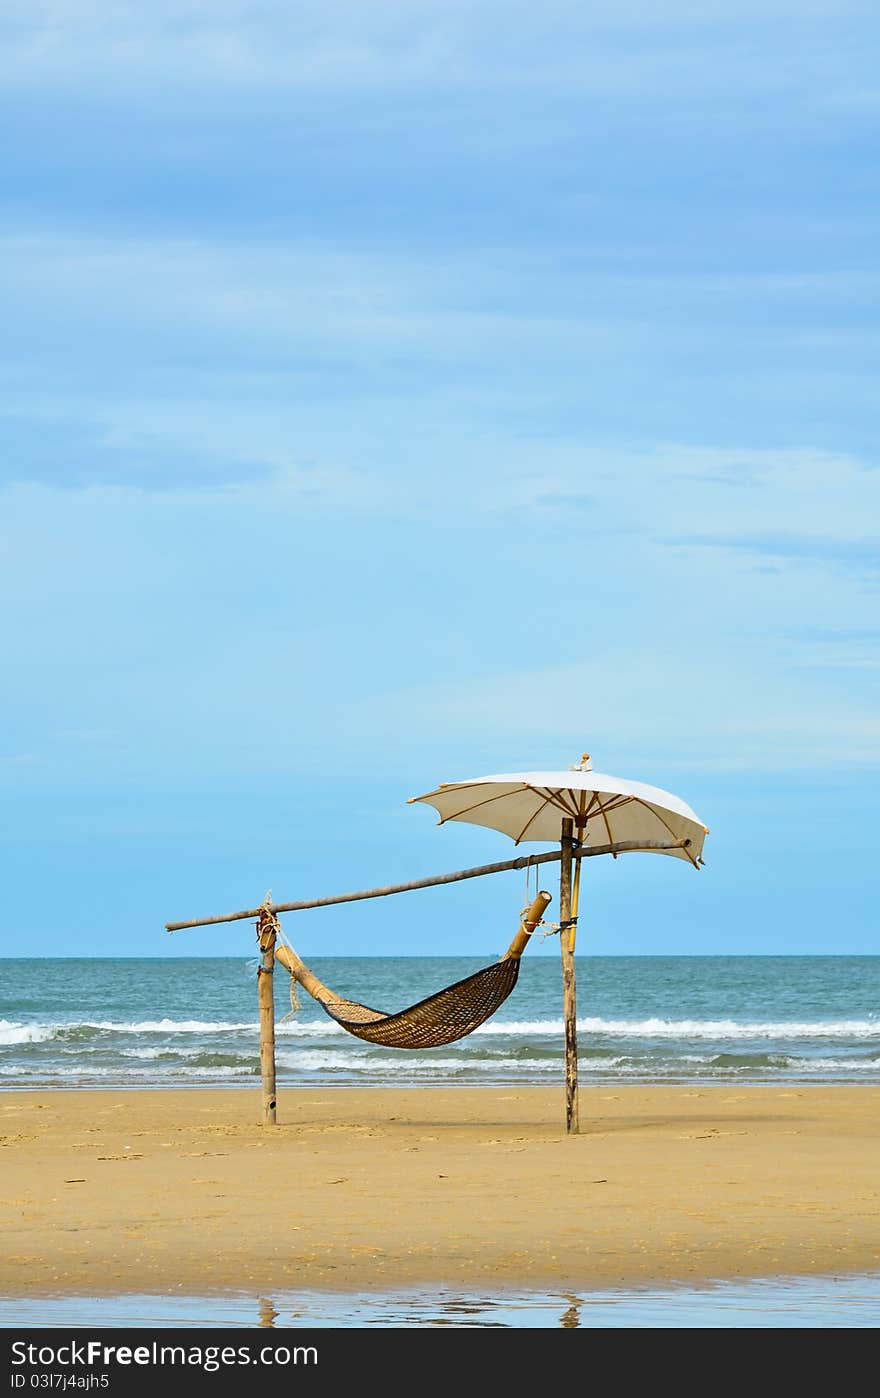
<box><xmin>315</xmin><ymin>957</ymin><xmax>521</xmax><ymax>1048</ymax></box>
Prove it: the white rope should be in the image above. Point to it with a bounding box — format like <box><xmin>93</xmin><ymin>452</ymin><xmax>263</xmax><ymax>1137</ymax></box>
<box><xmin>256</xmin><ymin>893</ymin><xmax>302</xmax><ymax>1022</ymax></box>
<box><xmin>537</xmin><ymin>921</ymin><xmax>561</xmax><ymax>943</ymax></box>
<box><xmin>519</xmin><ymin>862</ymin><xmax>560</xmax><ymax>940</ymax></box>
<box><xmin>278</xmin><ymin>976</ymin><xmax>301</xmax><ymax>1023</ymax></box>
<box><xmin>522</xmin><ymin>855</ymin><xmax>539</xmax><ymax>909</ymax></box>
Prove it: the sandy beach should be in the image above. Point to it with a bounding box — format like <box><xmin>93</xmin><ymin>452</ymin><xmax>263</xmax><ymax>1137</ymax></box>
<box><xmin>1</xmin><ymin>1085</ymin><xmax>878</xmax><ymax>1299</ymax></box>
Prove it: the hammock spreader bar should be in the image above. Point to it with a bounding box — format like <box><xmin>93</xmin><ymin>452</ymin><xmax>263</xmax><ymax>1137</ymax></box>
<box><xmin>273</xmin><ymin>890</ymin><xmax>551</xmax><ymax>1050</ymax></box>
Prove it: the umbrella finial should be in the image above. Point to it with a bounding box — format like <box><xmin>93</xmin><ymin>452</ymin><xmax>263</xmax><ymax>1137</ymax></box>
<box><xmin>571</xmin><ymin>753</ymin><xmax>592</xmax><ymax>771</ymax></box>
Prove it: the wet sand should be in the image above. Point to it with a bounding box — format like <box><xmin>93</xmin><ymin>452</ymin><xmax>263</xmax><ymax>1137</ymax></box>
<box><xmin>2</xmin><ymin>1086</ymin><xmax>878</xmax><ymax>1297</ymax></box>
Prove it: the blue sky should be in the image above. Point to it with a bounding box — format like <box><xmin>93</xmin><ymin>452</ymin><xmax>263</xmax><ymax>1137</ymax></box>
<box><xmin>1</xmin><ymin>2</ymin><xmax>877</xmax><ymax>958</ymax></box>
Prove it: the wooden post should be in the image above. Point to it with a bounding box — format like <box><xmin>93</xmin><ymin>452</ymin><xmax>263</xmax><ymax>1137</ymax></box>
<box><xmin>559</xmin><ymin>817</ymin><xmax>579</xmax><ymax>1134</ymax></box>
<box><xmin>257</xmin><ymin>911</ymin><xmax>277</xmax><ymax>1126</ymax></box>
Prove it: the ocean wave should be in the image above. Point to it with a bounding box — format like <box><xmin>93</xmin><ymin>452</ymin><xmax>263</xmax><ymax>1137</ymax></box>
<box><xmin>275</xmin><ymin>1019</ymin><xmax>344</xmax><ymax>1038</ymax></box>
<box><xmin>708</xmin><ymin>1052</ymin><xmax>793</xmax><ymax>1069</ymax></box>
<box><xmin>773</xmin><ymin>1057</ymin><xmax>880</xmax><ymax>1073</ymax></box>
<box><xmin>0</xmin><ymin>1018</ymin><xmax>259</xmax><ymax>1043</ymax></box>
<box><xmin>87</xmin><ymin>1018</ymin><xmax>258</xmax><ymax>1034</ymax></box>
<box><xmin>0</xmin><ymin>1063</ymin><xmax>256</xmax><ymax>1080</ymax></box>
<box><xmin>0</xmin><ymin>1021</ymin><xmax>57</xmax><ymax>1045</ymax></box>
<box><xmin>274</xmin><ymin>1048</ymin><xmax>563</xmax><ymax>1075</ymax></box>
<box><xmin>121</xmin><ymin>1047</ymin><xmax>258</xmax><ymax>1069</ymax></box>
<box><xmin>4</xmin><ymin>1013</ymin><xmax>878</xmax><ymax>1050</ymax></box>
<box><xmin>481</xmin><ymin>1016</ymin><xmax>880</xmax><ymax>1039</ymax></box>
<box><xmin>273</xmin><ymin>1047</ymin><xmax>878</xmax><ymax>1073</ymax></box>
<box><xmin>121</xmin><ymin>1045</ymin><xmax>250</xmax><ymax>1061</ymax></box>
<box><xmin>2</xmin><ymin>1053</ymin><xmax>878</xmax><ymax>1086</ymax></box>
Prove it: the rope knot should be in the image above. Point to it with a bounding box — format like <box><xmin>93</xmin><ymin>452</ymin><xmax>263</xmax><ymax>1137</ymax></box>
<box><xmin>256</xmin><ymin>891</ymin><xmax>282</xmax><ymax>944</ymax></box>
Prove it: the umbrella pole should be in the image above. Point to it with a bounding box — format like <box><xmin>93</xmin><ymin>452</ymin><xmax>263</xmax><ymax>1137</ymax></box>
<box><xmin>559</xmin><ymin>817</ymin><xmax>579</xmax><ymax>1134</ymax></box>
<box><xmin>257</xmin><ymin>909</ymin><xmax>277</xmax><ymax>1126</ymax></box>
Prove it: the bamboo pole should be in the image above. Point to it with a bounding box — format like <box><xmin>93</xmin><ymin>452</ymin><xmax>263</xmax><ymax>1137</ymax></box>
<box><xmin>500</xmin><ymin>890</ymin><xmax>553</xmax><ymax>961</ymax></box>
<box><xmin>165</xmin><ymin>839</ymin><xmax>690</xmax><ymax>931</ymax></box>
<box><xmin>571</xmin><ymin>796</ymin><xmax>587</xmax><ymax>957</ymax></box>
<box><xmin>256</xmin><ymin>911</ymin><xmax>277</xmax><ymax>1126</ymax></box>
<box><xmin>559</xmin><ymin>817</ymin><xmax>579</xmax><ymax>1135</ymax></box>
<box><xmin>570</xmin><ymin>857</ymin><xmax>583</xmax><ymax>951</ymax></box>
<box><xmin>274</xmin><ymin>940</ymin><xmax>337</xmax><ymax>1007</ymax></box>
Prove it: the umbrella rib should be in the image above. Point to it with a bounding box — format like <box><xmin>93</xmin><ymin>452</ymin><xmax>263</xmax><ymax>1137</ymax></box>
<box><xmin>535</xmin><ymin>786</ymin><xmax>582</xmax><ymax>818</ymax></box>
<box><xmin>593</xmin><ymin>796</ymin><xmax>615</xmax><ymax>849</ymax></box>
<box><xmin>433</xmin><ymin>785</ymin><xmax>529</xmax><ymax>825</ymax></box>
<box><xmin>512</xmin><ymin>790</ymin><xmax>560</xmax><ymax>844</ymax></box>
<box><xmin>564</xmin><ymin>789</ymin><xmax>582</xmax><ymax>818</ymax></box>
<box><xmin>629</xmin><ymin>795</ymin><xmax>701</xmax><ymax>868</ymax></box>
<box><xmin>578</xmin><ymin>790</ymin><xmax>603</xmax><ymax>835</ymax></box>
<box><xmin>580</xmin><ymin>792</ymin><xmax>633</xmax><ymax>823</ymax></box>
<box><xmin>584</xmin><ymin>794</ymin><xmax>631</xmax><ymax>821</ymax></box>
<box><xmin>601</xmin><ymin>794</ymin><xmax>635</xmax><ymax>812</ymax></box>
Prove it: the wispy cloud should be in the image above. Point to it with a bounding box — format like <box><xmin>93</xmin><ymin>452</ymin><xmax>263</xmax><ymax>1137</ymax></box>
<box><xmin>348</xmin><ymin>648</ymin><xmax>880</xmax><ymax>775</ymax></box>
<box><xmin>0</xmin><ymin>413</ymin><xmax>276</xmax><ymax>491</ymax></box>
<box><xmin>670</xmin><ymin>532</ymin><xmax>880</xmax><ymax>580</ymax></box>
<box><xmin>3</xmin><ymin>1</ymin><xmax>875</xmax><ymax>115</ymax></box>
<box><xmin>6</xmin><ymin>218</ymin><xmax>878</xmax><ymax>499</ymax></box>
<box><xmin>509</xmin><ymin>445</ymin><xmax>880</xmax><ymax>539</ymax></box>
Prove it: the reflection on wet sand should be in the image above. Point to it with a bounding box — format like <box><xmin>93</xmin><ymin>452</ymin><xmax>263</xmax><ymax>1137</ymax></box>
<box><xmin>560</xmin><ymin>1295</ymin><xmax>582</xmax><ymax>1328</ymax></box>
<box><xmin>259</xmin><ymin>1297</ymin><xmax>279</xmax><ymax>1328</ymax></box>
<box><xmin>3</xmin><ymin>1274</ymin><xmax>879</xmax><ymax>1328</ymax></box>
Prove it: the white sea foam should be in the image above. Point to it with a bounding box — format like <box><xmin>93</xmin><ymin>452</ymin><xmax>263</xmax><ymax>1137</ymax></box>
<box><xmin>121</xmin><ymin>1046</ymin><xmax>253</xmax><ymax>1061</ymax></box>
<box><xmin>482</xmin><ymin>1016</ymin><xmax>880</xmax><ymax>1039</ymax></box>
<box><xmin>0</xmin><ymin>1018</ymin><xmax>259</xmax><ymax>1041</ymax></box>
<box><xmin>0</xmin><ymin>1021</ymin><xmax>56</xmax><ymax>1045</ymax></box>
<box><xmin>778</xmin><ymin>1057</ymin><xmax>880</xmax><ymax>1073</ymax></box>
<box><xmin>274</xmin><ymin>1049</ymin><xmax>561</xmax><ymax>1075</ymax></box>
<box><xmin>4</xmin><ymin>1014</ymin><xmax>878</xmax><ymax>1047</ymax></box>
<box><xmin>275</xmin><ymin>1019</ymin><xmax>344</xmax><ymax>1038</ymax></box>
<box><xmin>3</xmin><ymin>1012</ymin><xmax>878</xmax><ymax>1048</ymax></box>
<box><xmin>0</xmin><ymin>1064</ymin><xmax>255</xmax><ymax>1079</ymax></box>
<box><xmin>87</xmin><ymin>1018</ymin><xmax>258</xmax><ymax>1034</ymax></box>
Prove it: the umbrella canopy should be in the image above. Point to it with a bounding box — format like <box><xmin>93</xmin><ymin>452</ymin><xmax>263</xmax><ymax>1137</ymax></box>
<box><xmin>408</xmin><ymin>754</ymin><xmax>708</xmax><ymax>867</ymax></box>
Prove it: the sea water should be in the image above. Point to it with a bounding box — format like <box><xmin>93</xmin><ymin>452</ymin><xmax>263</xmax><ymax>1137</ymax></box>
<box><xmin>1</xmin><ymin>955</ymin><xmax>878</xmax><ymax>1090</ymax></box>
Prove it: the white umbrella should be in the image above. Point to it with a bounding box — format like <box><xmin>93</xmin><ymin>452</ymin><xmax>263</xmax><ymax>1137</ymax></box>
<box><xmin>408</xmin><ymin>754</ymin><xmax>708</xmax><ymax>866</ymax></box>
<box><xmin>409</xmin><ymin>754</ymin><xmax>709</xmax><ymax>1132</ymax></box>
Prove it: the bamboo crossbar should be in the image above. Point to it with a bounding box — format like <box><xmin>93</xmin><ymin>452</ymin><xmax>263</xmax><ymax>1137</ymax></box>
<box><xmin>165</xmin><ymin>838</ymin><xmax>691</xmax><ymax>931</ymax></box>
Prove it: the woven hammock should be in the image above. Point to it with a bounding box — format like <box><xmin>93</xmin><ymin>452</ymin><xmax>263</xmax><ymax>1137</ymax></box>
<box><xmin>314</xmin><ymin>958</ymin><xmax>520</xmax><ymax>1048</ymax></box>
<box><xmin>272</xmin><ymin>891</ymin><xmax>550</xmax><ymax>1050</ymax></box>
